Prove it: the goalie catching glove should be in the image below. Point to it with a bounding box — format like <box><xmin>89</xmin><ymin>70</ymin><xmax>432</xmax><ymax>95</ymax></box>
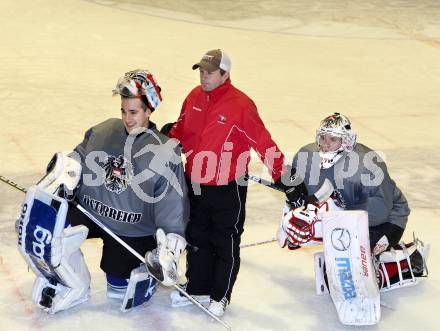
<box><xmin>145</xmin><ymin>228</ymin><xmax>187</xmax><ymax>286</ymax></box>
<box><xmin>37</xmin><ymin>151</ymin><xmax>82</xmax><ymax>200</ymax></box>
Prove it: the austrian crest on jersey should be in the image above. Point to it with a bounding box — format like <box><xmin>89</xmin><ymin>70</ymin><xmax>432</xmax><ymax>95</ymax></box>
<box><xmin>103</xmin><ymin>155</ymin><xmax>133</xmax><ymax>194</ymax></box>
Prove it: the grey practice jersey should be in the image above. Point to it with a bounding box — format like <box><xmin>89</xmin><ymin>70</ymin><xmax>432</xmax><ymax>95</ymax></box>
<box><xmin>74</xmin><ymin>118</ymin><xmax>189</xmax><ymax>237</ymax></box>
<box><xmin>293</xmin><ymin>143</ymin><xmax>410</xmax><ymax>229</ymax></box>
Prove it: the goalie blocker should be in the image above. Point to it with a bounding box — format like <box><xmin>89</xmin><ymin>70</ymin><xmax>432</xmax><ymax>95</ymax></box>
<box><xmin>145</xmin><ymin>228</ymin><xmax>187</xmax><ymax>287</ymax></box>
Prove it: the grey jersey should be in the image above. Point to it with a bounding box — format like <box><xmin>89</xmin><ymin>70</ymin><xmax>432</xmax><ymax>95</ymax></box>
<box><xmin>74</xmin><ymin>118</ymin><xmax>189</xmax><ymax>237</ymax></box>
<box><xmin>293</xmin><ymin>143</ymin><xmax>410</xmax><ymax>229</ymax></box>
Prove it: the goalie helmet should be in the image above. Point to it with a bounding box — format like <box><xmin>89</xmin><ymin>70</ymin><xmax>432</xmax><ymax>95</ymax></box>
<box><xmin>316</xmin><ymin>113</ymin><xmax>357</xmax><ymax>169</ymax></box>
<box><xmin>316</xmin><ymin>113</ymin><xmax>357</xmax><ymax>152</ymax></box>
<box><xmin>113</xmin><ymin>69</ymin><xmax>162</xmax><ymax>111</ymax></box>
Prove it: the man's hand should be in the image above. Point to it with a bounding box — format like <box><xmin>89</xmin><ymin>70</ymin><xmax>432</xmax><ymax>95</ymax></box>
<box><xmin>160</xmin><ymin>122</ymin><xmax>176</xmax><ymax>136</ymax></box>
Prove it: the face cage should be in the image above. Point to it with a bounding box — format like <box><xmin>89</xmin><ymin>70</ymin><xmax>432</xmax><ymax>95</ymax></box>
<box><xmin>316</xmin><ymin>128</ymin><xmax>356</xmax><ymax>152</ymax></box>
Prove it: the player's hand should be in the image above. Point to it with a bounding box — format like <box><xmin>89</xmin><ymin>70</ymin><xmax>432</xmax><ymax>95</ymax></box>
<box><xmin>274</xmin><ymin>167</ymin><xmax>308</xmax><ymax>209</ymax></box>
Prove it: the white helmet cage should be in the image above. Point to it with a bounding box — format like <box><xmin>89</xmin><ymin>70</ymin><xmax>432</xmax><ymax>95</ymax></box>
<box><xmin>316</xmin><ymin>113</ymin><xmax>357</xmax><ymax>152</ymax></box>
<box><xmin>113</xmin><ymin>69</ymin><xmax>162</xmax><ymax>111</ymax></box>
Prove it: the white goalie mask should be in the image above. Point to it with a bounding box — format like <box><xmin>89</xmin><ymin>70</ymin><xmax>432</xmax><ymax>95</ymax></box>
<box><xmin>113</xmin><ymin>69</ymin><xmax>162</xmax><ymax>111</ymax></box>
<box><xmin>316</xmin><ymin>113</ymin><xmax>357</xmax><ymax>169</ymax></box>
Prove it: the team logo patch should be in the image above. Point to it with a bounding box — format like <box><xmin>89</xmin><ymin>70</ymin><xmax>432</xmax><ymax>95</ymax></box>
<box><xmin>217</xmin><ymin>115</ymin><xmax>227</xmax><ymax>124</ymax></box>
<box><xmin>331</xmin><ymin>227</ymin><xmax>351</xmax><ymax>251</ymax></box>
<box><xmin>103</xmin><ymin>155</ymin><xmax>133</xmax><ymax>194</ymax></box>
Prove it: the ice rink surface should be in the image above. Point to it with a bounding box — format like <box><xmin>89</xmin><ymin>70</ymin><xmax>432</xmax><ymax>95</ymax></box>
<box><xmin>1</xmin><ymin>0</ymin><xmax>439</xmax><ymax>330</ymax></box>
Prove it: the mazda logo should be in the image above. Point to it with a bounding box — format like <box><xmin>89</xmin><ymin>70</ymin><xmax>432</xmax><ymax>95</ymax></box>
<box><xmin>331</xmin><ymin>228</ymin><xmax>351</xmax><ymax>251</ymax></box>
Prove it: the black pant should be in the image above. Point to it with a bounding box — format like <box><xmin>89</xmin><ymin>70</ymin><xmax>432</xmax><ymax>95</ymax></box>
<box><xmin>68</xmin><ymin>204</ymin><xmax>156</xmax><ymax>279</ymax></box>
<box><xmin>185</xmin><ymin>180</ymin><xmax>247</xmax><ymax>302</ymax></box>
<box><xmin>369</xmin><ymin>222</ymin><xmax>404</xmax><ymax>253</ymax></box>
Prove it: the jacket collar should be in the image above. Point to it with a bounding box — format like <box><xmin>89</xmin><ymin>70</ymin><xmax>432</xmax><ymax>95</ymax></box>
<box><xmin>203</xmin><ymin>78</ymin><xmax>231</xmax><ymax>102</ymax></box>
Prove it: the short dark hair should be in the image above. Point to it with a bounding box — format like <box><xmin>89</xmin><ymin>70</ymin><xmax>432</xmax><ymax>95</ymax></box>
<box><xmin>140</xmin><ymin>96</ymin><xmax>150</xmax><ymax>112</ymax></box>
<box><xmin>121</xmin><ymin>96</ymin><xmax>149</xmax><ymax>112</ymax></box>
<box><xmin>220</xmin><ymin>69</ymin><xmax>227</xmax><ymax>76</ymax></box>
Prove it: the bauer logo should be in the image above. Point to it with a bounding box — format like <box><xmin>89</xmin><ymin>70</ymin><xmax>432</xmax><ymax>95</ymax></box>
<box><xmin>360</xmin><ymin>245</ymin><xmax>369</xmax><ymax>277</ymax></box>
<box><xmin>331</xmin><ymin>228</ymin><xmax>351</xmax><ymax>251</ymax></box>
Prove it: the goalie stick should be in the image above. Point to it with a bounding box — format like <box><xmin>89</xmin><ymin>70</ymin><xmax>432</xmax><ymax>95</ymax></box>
<box><xmin>246</xmin><ymin>174</ymin><xmax>334</xmax><ymax>205</ymax></box>
<box><xmin>1</xmin><ymin>175</ymin><xmax>232</xmax><ymax>330</ymax></box>
<box><xmin>245</xmin><ymin>174</ymin><xmax>284</xmax><ymax>192</ymax></box>
<box><xmin>241</xmin><ymin>238</ymin><xmax>277</xmax><ymax>248</ymax></box>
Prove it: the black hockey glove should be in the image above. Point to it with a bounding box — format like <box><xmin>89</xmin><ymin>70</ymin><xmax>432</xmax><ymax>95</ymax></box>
<box><xmin>274</xmin><ymin>167</ymin><xmax>308</xmax><ymax>209</ymax></box>
<box><xmin>160</xmin><ymin>122</ymin><xmax>176</xmax><ymax>136</ymax></box>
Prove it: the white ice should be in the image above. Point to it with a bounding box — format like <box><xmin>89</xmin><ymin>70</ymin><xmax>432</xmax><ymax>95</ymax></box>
<box><xmin>0</xmin><ymin>0</ymin><xmax>439</xmax><ymax>330</ymax></box>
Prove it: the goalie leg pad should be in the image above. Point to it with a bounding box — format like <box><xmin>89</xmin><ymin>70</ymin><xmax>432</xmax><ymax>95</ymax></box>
<box><xmin>121</xmin><ymin>264</ymin><xmax>157</xmax><ymax>312</ymax></box>
<box><xmin>17</xmin><ymin>186</ymin><xmax>90</xmax><ymax>314</ymax></box>
<box><xmin>31</xmin><ymin>249</ymin><xmax>91</xmax><ymax>314</ymax></box>
<box><xmin>321</xmin><ymin>210</ymin><xmax>380</xmax><ymax>326</ymax></box>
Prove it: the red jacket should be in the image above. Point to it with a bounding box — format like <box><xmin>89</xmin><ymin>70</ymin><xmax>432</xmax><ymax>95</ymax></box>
<box><xmin>170</xmin><ymin>79</ymin><xmax>285</xmax><ymax>185</ymax></box>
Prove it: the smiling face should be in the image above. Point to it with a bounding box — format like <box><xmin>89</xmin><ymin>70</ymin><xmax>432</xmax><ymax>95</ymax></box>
<box><xmin>120</xmin><ymin>97</ymin><xmax>151</xmax><ymax>134</ymax></box>
<box><xmin>199</xmin><ymin>68</ymin><xmax>228</xmax><ymax>92</ymax></box>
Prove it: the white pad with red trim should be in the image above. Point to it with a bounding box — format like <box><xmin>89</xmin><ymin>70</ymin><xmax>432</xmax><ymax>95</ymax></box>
<box><xmin>321</xmin><ymin>210</ymin><xmax>380</xmax><ymax>326</ymax></box>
